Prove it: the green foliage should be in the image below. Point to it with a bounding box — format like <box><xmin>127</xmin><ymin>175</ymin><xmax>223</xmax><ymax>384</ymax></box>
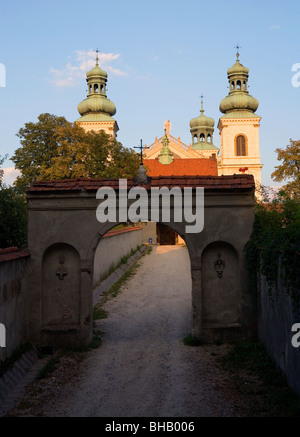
<box><xmin>11</xmin><ymin>113</ymin><xmax>140</xmax><ymax>189</ymax></box>
<box><xmin>245</xmin><ymin>191</ymin><xmax>300</xmax><ymax>303</ymax></box>
<box><xmin>0</xmin><ymin>343</ymin><xmax>33</xmax><ymax>377</ymax></box>
<box><xmin>93</xmin><ymin>306</ymin><xmax>108</xmax><ymax>320</ymax></box>
<box><xmin>271</xmin><ymin>139</ymin><xmax>300</xmax><ymax>201</ymax></box>
<box><xmin>220</xmin><ymin>341</ymin><xmax>300</xmax><ymax>416</ymax></box>
<box><xmin>0</xmin><ymin>185</ymin><xmax>27</xmax><ymax>248</ymax></box>
<box><xmin>11</xmin><ymin>113</ymin><xmax>69</xmax><ymax>190</ymax></box>
<box><xmin>0</xmin><ymin>154</ymin><xmax>7</xmax><ymax>184</ymax></box>
<box><xmin>36</xmin><ymin>357</ymin><xmax>59</xmax><ymax>381</ymax></box>
<box><xmin>183</xmin><ymin>333</ymin><xmax>203</xmax><ymax>347</ymax></box>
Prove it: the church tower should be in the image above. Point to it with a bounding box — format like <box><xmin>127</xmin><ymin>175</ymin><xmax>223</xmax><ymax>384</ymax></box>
<box><xmin>76</xmin><ymin>51</ymin><xmax>119</xmax><ymax>137</ymax></box>
<box><xmin>189</xmin><ymin>98</ymin><xmax>219</xmax><ymax>158</ymax></box>
<box><xmin>218</xmin><ymin>50</ymin><xmax>262</xmax><ymax>187</ymax></box>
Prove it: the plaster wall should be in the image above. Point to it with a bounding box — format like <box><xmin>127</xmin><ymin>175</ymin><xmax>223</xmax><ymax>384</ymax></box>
<box><xmin>93</xmin><ymin>227</ymin><xmax>142</xmax><ymax>286</ymax></box>
<box><xmin>0</xmin><ymin>256</ymin><xmax>29</xmax><ymax>361</ymax></box>
<box><xmin>258</xmin><ymin>268</ymin><xmax>300</xmax><ymax>396</ymax></box>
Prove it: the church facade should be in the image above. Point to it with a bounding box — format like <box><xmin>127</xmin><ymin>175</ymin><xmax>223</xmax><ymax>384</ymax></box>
<box><xmin>75</xmin><ymin>50</ymin><xmax>262</xmax><ymax>244</ymax></box>
<box><xmin>142</xmin><ymin>51</ymin><xmax>262</xmax><ymax>189</ymax></box>
<box><xmin>76</xmin><ymin>49</ymin><xmax>262</xmax><ymax>188</ymax></box>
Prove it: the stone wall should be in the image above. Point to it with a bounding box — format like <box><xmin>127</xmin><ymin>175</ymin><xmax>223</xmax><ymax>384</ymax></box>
<box><xmin>0</xmin><ymin>248</ymin><xmax>30</xmax><ymax>361</ymax></box>
<box><xmin>93</xmin><ymin>226</ymin><xmax>142</xmax><ymax>287</ymax></box>
<box><xmin>258</xmin><ymin>268</ymin><xmax>300</xmax><ymax>396</ymax></box>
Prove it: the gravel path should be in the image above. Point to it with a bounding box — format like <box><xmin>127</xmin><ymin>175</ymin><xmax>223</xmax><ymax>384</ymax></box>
<box><xmin>10</xmin><ymin>245</ymin><xmax>250</xmax><ymax>417</ymax></box>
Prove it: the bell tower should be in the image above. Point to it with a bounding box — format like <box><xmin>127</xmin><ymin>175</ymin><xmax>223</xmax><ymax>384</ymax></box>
<box><xmin>189</xmin><ymin>97</ymin><xmax>219</xmax><ymax>158</ymax></box>
<box><xmin>218</xmin><ymin>49</ymin><xmax>262</xmax><ymax>189</ymax></box>
<box><xmin>76</xmin><ymin>50</ymin><xmax>119</xmax><ymax>137</ymax></box>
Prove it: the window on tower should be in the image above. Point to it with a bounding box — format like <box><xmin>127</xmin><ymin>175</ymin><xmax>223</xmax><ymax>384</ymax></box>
<box><xmin>235</xmin><ymin>135</ymin><xmax>247</xmax><ymax>156</ymax></box>
<box><xmin>237</xmin><ymin>80</ymin><xmax>241</xmax><ymax>90</ymax></box>
<box><xmin>200</xmin><ymin>133</ymin><xmax>205</xmax><ymax>142</ymax></box>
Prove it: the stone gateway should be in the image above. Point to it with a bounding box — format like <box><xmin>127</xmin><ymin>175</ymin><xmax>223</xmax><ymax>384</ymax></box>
<box><xmin>24</xmin><ymin>174</ymin><xmax>256</xmax><ymax>349</ymax></box>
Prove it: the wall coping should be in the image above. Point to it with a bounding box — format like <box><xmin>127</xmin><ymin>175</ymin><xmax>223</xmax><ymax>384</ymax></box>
<box><xmin>27</xmin><ymin>174</ymin><xmax>255</xmax><ymax>193</ymax></box>
<box><xmin>104</xmin><ymin>226</ymin><xmax>142</xmax><ymax>239</ymax></box>
<box><xmin>0</xmin><ymin>247</ymin><xmax>30</xmax><ymax>263</ymax></box>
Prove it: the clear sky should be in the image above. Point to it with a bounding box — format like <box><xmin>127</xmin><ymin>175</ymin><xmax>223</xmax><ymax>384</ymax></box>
<box><xmin>1</xmin><ymin>0</ymin><xmax>300</xmax><ymax>186</ymax></box>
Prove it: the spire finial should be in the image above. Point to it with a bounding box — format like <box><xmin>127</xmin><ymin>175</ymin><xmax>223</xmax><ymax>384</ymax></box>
<box><xmin>200</xmin><ymin>94</ymin><xmax>204</xmax><ymax>114</ymax></box>
<box><xmin>235</xmin><ymin>44</ymin><xmax>241</xmax><ymax>61</ymax></box>
<box><xmin>96</xmin><ymin>48</ymin><xmax>99</xmax><ymax>66</ymax></box>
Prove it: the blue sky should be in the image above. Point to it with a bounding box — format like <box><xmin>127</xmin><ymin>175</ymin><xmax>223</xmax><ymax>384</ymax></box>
<box><xmin>1</xmin><ymin>0</ymin><xmax>300</xmax><ymax>186</ymax></box>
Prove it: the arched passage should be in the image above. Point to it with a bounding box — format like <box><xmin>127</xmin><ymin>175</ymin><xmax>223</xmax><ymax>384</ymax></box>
<box><xmin>25</xmin><ymin>175</ymin><xmax>256</xmax><ymax>348</ymax></box>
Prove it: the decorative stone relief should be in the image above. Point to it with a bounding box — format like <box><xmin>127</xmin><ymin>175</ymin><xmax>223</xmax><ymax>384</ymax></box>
<box><xmin>56</xmin><ymin>255</ymin><xmax>68</xmax><ymax>280</ymax></box>
<box><xmin>43</xmin><ymin>243</ymin><xmax>80</xmax><ymax>326</ymax></box>
<box><xmin>214</xmin><ymin>253</ymin><xmax>225</xmax><ymax>278</ymax></box>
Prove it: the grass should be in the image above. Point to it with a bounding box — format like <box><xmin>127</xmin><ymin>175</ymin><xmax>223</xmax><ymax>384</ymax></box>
<box><xmin>0</xmin><ymin>343</ymin><xmax>33</xmax><ymax>377</ymax></box>
<box><xmin>96</xmin><ymin>245</ymin><xmax>152</xmax><ymax>307</ymax></box>
<box><xmin>35</xmin><ymin>328</ymin><xmax>104</xmax><ymax>382</ymax></box>
<box><xmin>93</xmin><ymin>244</ymin><xmax>144</xmax><ymax>288</ymax></box>
<box><xmin>183</xmin><ymin>333</ymin><xmax>204</xmax><ymax>347</ymax></box>
<box><xmin>219</xmin><ymin>341</ymin><xmax>300</xmax><ymax>417</ymax></box>
<box><xmin>93</xmin><ymin>306</ymin><xmax>108</xmax><ymax>320</ymax></box>
<box><xmin>36</xmin><ymin>357</ymin><xmax>59</xmax><ymax>381</ymax></box>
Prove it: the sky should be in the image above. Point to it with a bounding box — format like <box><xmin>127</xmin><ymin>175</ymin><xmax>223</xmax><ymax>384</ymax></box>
<box><xmin>0</xmin><ymin>0</ymin><xmax>300</xmax><ymax>186</ymax></box>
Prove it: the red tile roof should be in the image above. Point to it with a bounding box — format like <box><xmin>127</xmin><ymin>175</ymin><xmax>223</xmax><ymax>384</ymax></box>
<box><xmin>28</xmin><ymin>174</ymin><xmax>255</xmax><ymax>193</ymax></box>
<box><xmin>104</xmin><ymin>226</ymin><xmax>142</xmax><ymax>238</ymax></box>
<box><xmin>0</xmin><ymin>246</ymin><xmax>29</xmax><ymax>263</ymax></box>
<box><xmin>144</xmin><ymin>157</ymin><xmax>218</xmax><ymax>177</ymax></box>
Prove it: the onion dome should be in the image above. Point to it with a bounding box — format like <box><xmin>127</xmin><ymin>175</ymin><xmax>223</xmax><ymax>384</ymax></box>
<box><xmin>77</xmin><ymin>95</ymin><xmax>116</xmax><ymax>117</ymax></box>
<box><xmin>86</xmin><ymin>64</ymin><xmax>107</xmax><ymax>79</ymax></box>
<box><xmin>77</xmin><ymin>50</ymin><xmax>116</xmax><ymax>122</ymax></box>
<box><xmin>190</xmin><ymin>106</ymin><xmax>215</xmax><ymax>130</ymax></box>
<box><xmin>219</xmin><ymin>51</ymin><xmax>260</xmax><ymax>118</ymax></box>
<box><xmin>190</xmin><ymin>98</ymin><xmax>219</xmax><ymax>151</ymax></box>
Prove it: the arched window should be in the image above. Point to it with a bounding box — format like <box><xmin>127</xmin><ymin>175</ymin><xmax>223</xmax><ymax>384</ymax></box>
<box><xmin>236</xmin><ymin>80</ymin><xmax>241</xmax><ymax>90</ymax></box>
<box><xmin>207</xmin><ymin>134</ymin><xmax>211</xmax><ymax>143</ymax></box>
<box><xmin>231</xmin><ymin>81</ymin><xmax>235</xmax><ymax>90</ymax></box>
<box><xmin>89</xmin><ymin>84</ymin><xmax>92</xmax><ymax>93</ymax></box>
<box><xmin>94</xmin><ymin>84</ymin><xmax>99</xmax><ymax>93</ymax></box>
<box><xmin>235</xmin><ymin>135</ymin><xmax>247</xmax><ymax>156</ymax></box>
<box><xmin>200</xmin><ymin>133</ymin><xmax>205</xmax><ymax>142</ymax></box>
<box><xmin>243</xmin><ymin>81</ymin><xmax>246</xmax><ymax>90</ymax></box>
<box><xmin>100</xmin><ymin>84</ymin><xmax>104</xmax><ymax>93</ymax></box>
<box><xmin>194</xmin><ymin>134</ymin><xmax>198</xmax><ymax>142</ymax></box>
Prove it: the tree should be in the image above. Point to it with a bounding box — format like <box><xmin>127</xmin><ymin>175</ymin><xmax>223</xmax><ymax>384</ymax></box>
<box><xmin>0</xmin><ymin>186</ymin><xmax>27</xmax><ymax>248</ymax></box>
<box><xmin>0</xmin><ymin>155</ymin><xmax>5</xmax><ymax>184</ymax></box>
<box><xmin>11</xmin><ymin>113</ymin><xmax>140</xmax><ymax>189</ymax></box>
<box><xmin>271</xmin><ymin>139</ymin><xmax>300</xmax><ymax>201</ymax></box>
<box><xmin>11</xmin><ymin>113</ymin><xmax>69</xmax><ymax>190</ymax></box>
<box><xmin>0</xmin><ymin>156</ymin><xmax>27</xmax><ymax>248</ymax></box>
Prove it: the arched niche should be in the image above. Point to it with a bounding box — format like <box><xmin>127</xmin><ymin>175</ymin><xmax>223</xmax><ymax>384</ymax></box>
<box><xmin>201</xmin><ymin>241</ymin><xmax>240</xmax><ymax>327</ymax></box>
<box><xmin>42</xmin><ymin>243</ymin><xmax>81</xmax><ymax>328</ymax></box>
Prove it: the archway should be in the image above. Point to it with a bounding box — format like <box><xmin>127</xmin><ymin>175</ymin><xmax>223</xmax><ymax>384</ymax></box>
<box><xmin>25</xmin><ymin>175</ymin><xmax>256</xmax><ymax>348</ymax></box>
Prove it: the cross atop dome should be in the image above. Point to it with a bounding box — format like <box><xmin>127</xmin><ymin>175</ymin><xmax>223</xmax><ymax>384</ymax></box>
<box><xmin>235</xmin><ymin>44</ymin><xmax>241</xmax><ymax>61</ymax></box>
